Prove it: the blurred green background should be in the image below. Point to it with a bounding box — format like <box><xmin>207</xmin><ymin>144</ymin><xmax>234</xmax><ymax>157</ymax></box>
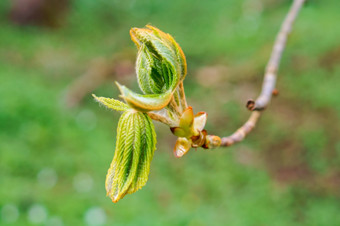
<box><xmin>1</xmin><ymin>0</ymin><xmax>340</xmax><ymax>225</ymax></box>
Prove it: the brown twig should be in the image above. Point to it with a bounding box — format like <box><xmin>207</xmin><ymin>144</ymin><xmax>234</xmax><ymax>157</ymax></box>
<box><xmin>219</xmin><ymin>0</ymin><xmax>305</xmax><ymax>147</ymax></box>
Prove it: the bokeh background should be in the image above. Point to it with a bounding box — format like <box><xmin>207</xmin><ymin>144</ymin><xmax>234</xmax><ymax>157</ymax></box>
<box><xmin>1</xmin><ymin>0</ymin><xmax>340</xmax><ymax>225</ymax></box>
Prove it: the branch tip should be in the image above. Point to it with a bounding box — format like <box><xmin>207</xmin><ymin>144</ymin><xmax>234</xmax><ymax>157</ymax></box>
<box><xmin>216</xmin><ymin>0</ymin><xmax>305</xmax><ymax>148</ymax></box>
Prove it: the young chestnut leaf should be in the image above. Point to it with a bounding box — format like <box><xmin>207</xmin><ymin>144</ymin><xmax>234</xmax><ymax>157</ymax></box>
<box><xmin>118</xmin><ymin>25</ymin><xmax>187</xmax><ymax>112</ymax></box>
<box><xmin>93</xmin><ymin>93</ymin><xmax>157</xmax><ymax>202</ymax></box>
<box><xmin>116</xmin><ymin>82</ymin><xmax>173</xmax><ymax>112</ymax></box>
<box><xmin>105</xmin><ymin>110</ymin><xmax>157</xmax><ymax>203</ymax></box>
<box><xmin>92</xmin><ymin>94</ymin><xmax>130</xmax><ymax>112</ymax></box>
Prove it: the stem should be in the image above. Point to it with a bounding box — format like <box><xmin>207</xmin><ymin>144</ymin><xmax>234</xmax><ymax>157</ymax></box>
<box><xmin>168</xmin><ymin>96</ymin><xmax>182</xmax><ymax>117</ymax></box>
<box><xmin>173</xmin><ymin>87</ymin><xmax>181</xmax><ymax>106</ymax></box>
<box><xmin>178</xmin><ymin>81</ymin><xmax>188</xmax><ymax>110</ymax></box>
<box><xmin>147</xmin><ymin>112</ymin><xmax>177</xmax><ymax>127</ymax></box>
<box><xmin>216</xmin><ymin>0</ymin><xmax>305</xmax><ymax>148</ymax></box>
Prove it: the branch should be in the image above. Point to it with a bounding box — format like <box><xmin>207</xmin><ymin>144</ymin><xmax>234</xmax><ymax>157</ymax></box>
<box><xmin>219</xmin><ymin>0</ymin><xmax>305</xmax><ymax>147</ymax></box>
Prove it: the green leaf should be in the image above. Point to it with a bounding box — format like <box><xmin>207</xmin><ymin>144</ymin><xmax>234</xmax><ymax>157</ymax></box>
<box><xmin>116</xmin><ymin>25</ymin><xmax>187</xmax><ymax>112</ymax></box>
<box><xmin>117</xmin><ymin>82</ymin><xmax>173</xmax><ymax>112</ymax></box>
<box><xmin>105</xmin><ymin>110</ymin><xmax>157</xmax><ymax>203</ymax></box>
<box><xmin>136</xmin><ymin>44</ymin><xmax>163</xmax><ymax>94</ymax></box>
<box><xmin>92</xmin><ymin>94</ymin><xmax>130</xmax><ymax>112</ymax></box>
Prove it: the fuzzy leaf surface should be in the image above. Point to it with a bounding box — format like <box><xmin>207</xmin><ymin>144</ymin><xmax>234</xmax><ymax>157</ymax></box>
<box><xmin>93</xmin><ymin>94</ymin><xmax>130</xmax><ymax>112</ymax></box>
<box><xmin>105</xmin><ymin>110</ymin><xmax>157</xmax><ymax>203</ymax></box>
<box><xmin>118</xmin><ymin>25</ymin><xmax>187</xmax><ymax>112</ymax></box>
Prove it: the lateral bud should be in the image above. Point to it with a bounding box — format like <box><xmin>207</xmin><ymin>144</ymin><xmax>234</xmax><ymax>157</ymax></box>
<box><xmin>204</xmin><ymin>135</ymin><xmax>222</xmax><ymax>149</ymax></box>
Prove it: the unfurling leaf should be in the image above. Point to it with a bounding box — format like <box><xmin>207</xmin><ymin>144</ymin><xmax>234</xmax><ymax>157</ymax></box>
<box><xmin>92</xmin><ymin>94</ymin><xmax>130</xmax><ymax>112</ymax></box>
<box><xmin>116</xmin><ymin>82</ymin><xmax>173</xmax><ymax>112</ymax></box>
<box><xmin>105</xmin><ymin>110</ymin><xmax>157</xmax><ymax>203</ymax></box>
<box><xmin>119</xmin><ymin>25</ymin><xmax>187</xmax><ymax>112</ymax></box>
